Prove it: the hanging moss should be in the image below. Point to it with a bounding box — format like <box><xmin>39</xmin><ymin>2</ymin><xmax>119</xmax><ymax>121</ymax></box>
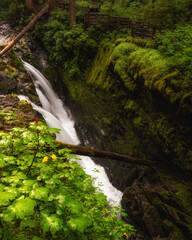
<box><xmin>87</xmin><ymin>42</ymin><xmax>114</xmax><ymax>90</ymax></box>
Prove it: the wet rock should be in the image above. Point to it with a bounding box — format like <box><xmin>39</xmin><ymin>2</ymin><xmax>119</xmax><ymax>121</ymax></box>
<box><xmin>122</xmin><ymin>176</ymin><xmax>192</xmax><ymax>239</ymax></box>
<box><xmin>0</xmin><ymin>71</ymin><xmax>17</xmax><ymax>94</ymax></box>
<box><xmin>0</xmin><ymin>21</ymin><xmax>12</xmax><ymax>45</ymax></box>
<box><xmin>0</xmin><ymin>95</ymin><xmax>36</xmax><ymax>131</ymax></box>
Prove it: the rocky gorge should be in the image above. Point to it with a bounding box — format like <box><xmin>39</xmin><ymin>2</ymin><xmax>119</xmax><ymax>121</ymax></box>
<box><xmin>0</xmin><ymin>20</ymin><xmax>192</xmax><ymax>240</ymax></box>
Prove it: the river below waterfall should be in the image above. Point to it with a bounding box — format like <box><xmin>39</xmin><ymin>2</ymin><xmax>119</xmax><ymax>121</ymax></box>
<box><xmin>19</xmin><ymin>61</ymin><xmax>123</xmax><ymax>208</ymax></box>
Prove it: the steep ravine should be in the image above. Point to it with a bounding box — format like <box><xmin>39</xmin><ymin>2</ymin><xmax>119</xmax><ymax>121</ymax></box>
<box><xmin>1</xmin><ymin>25</ymin><xmax>192</xmax><ymax>239</ymax></box>
<box><xmin>50</xmin><ymin>41</ymin><xmax>192</xmax><ymax>240</ymax></box>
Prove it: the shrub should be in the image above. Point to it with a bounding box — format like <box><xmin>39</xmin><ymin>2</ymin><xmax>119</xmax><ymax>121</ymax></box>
<box><xmin>143</xmin><ymin>0</ymin><xmax>189</xmax><ymax>29</ymax></box>
<box><xmin>0</xmin><ymin>0</ymin><xmax>12</xmax><ymax>20</ymax></box>
<box><xmin>156</xmin><ymin>25</ymin><xmax>192</xmax><ymax>77</ymax></box>
<box><xmin>0</xmin><ymin>111</ymin><xmax>135</xmax><ymax>239</ymax></box>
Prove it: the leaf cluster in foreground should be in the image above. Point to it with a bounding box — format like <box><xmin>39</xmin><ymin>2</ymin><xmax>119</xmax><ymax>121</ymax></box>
<box><xmin>0</xmin><ymin>111</ymin><xmax>135</xmax><ymax>239</ymax></box>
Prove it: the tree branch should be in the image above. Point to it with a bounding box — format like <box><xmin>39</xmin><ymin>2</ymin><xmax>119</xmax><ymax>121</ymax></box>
<box><xmin>0</xmin><ymin>3</ymin><xmax>49</xmax><ymax>57</ymax></box>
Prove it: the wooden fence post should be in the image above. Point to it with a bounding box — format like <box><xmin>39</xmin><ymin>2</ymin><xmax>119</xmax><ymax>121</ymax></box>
<box><xmin>142</xmin><ymin>21</ymin><xmax>145</xmax><ymax>38</ymax></box>
<box><xmin>116</xmin><ymin>17</ymin><xmax>120</xmax><ymax>29</ymax></box>
<box><xmin>107</xmin><ymin>14</ymin><xmax>110</xmax><ymax>30</ymax></box>
<box><xmin>131</xmin><ymin>22</ymin><xmax>135</xmax><ymax>37</ymax></box>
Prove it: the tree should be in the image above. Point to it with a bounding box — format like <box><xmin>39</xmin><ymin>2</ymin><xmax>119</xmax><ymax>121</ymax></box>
<box><xmin>69</xmin><ymin>0</ymin><xmax>76</xmax><ymax>28</ymax></box>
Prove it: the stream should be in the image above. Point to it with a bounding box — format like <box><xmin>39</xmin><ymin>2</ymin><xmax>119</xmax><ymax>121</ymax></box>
<box><xmin>19</xmin><ymin>61</ymin><xmax>123</xmax><ymax>208</ymax></box>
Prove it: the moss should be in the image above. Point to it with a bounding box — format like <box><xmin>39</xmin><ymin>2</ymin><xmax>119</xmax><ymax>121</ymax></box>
<box><xmin>125</xmin><ymin>37</ymin><xmax>154</xmax><ymax>48</ymax></box>
<box><xmin>58</xmin><ymin>39</ymin><xmax>192</xmax><ymax>168</ymax></box>
<box><xmin>175</xmin><ymin>184</ymin><xmax>192</xmax><ymax>216</ymax></box>
<box><xmin>87</xmin><ymin>42</ymin><xmax>114</xmax><ymax>89</ymax></box>
<box><xmin>168</xmin><ymin>227</ymin><xmax>185</xmax><ymax>240</ymax></box>
<box><xmin>9</xmin><ymin>51</ymin><xmax>26</xmax><ymax>73</ymax></box>
<box><xmin>48</xmin><ymin>36</ymin><xmax>192</xmax><ymax>238</ymax></box>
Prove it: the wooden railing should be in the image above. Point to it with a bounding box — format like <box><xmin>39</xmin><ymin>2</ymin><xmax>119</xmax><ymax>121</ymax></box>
<box><xmin>84</xmin><ymin>13</ymin><xmax>155</xmax><ymax>39</ymax></box>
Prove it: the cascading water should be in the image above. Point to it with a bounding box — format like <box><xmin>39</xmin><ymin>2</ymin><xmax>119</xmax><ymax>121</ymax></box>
<box><xmin>20</xmin><ymin>61</ymin><xmax>122</xmax><ymax>207</ymax></box>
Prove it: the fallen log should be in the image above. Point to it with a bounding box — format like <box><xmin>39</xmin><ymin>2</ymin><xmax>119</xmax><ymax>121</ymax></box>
<box><xmin>55</xmin><ymin>141</ymin><xmax>152</xmax><ymax>166</ymax></box>
<box><xmin>0</xmin><ymin>3</ymin><xmax>49</xmax><ymax>57</ymax></box>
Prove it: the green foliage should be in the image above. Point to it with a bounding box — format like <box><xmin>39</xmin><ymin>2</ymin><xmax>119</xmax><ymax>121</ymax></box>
<box><xmin>36</xmin><ymin>7</ymin><xmax>133</xmax><ymax>81</ymax></box>
<box><xmin>176</xmin><ymin>184</ymin><xmax>192</xmax><ymax>216</ymax></box>
<box><xmin>82</xmin><ymin>37</ymin><xmax>192</xmax><ymax>167</ymax></box>
<box><xmin>90</xmin><ymin>37</ymin><xmax>191</xmax><ymax>105</ymax></box>
<box><xmin>38</xmin><ymin>8</ymin><xmax>97</xmax><ymax>79</ymax></box>
<box><xmin>144</xmin><ymin>0</ymin><xmax>190</xmax><ymax>29</ymax></box>
<box><xmin>8</xmin><ymin>0</ymin><xmax>26</xmax><ymax>22</ymax></box>
<box><xmin>0</xmin><ymin>0</ymin><xmax>35</xmax><ymax>23</ymax></box>
<box><xmin>0</xmin><ymin>0</ymin><xmax>12</xmax><ymax>20</ymax></box>
<box><xmin>87</xmin><ymin>42</ymin><xmax>114</xmax><ymax>89</ymax></box>
<box><xmin>156</xmin><ymin>25</ymin><xmax>192</xmax><ymax>76</ymax></box>
<box><xmin>100</xmin><ymin>0</ymin><xmax>147</xmax><ymax>19</ymax></box>
<box><xmin>0</xmin><ymin>111</ymin><xmax>135</xmax><ymax>239</ymax></box>
<box><xmin>99</xmin><ymin>0</ymin><xmax>190</xmax><ymax>30</ymax></box>
<box><xmin>0</xmin><ymin>110</ymin><xmax>17</xmax><ymax>129</ymax></box>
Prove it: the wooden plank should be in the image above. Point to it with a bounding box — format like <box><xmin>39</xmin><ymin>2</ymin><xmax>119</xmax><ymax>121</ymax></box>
<box><xmin>84</xmin><ymin>12</ymin><xmax>155</xmax><ymax>39</ymax></box>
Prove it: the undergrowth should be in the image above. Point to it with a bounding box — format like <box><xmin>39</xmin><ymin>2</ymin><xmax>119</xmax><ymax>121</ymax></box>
<box><xmin>0</xmin><ymin>110</ymin><xmax>135</xmax><ymax>240</ymax></box>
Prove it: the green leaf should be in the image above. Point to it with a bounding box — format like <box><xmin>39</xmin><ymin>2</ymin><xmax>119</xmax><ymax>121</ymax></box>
<box><xmin>67</xmin><ymin>216</ymin><xmax>91</xmax><ymax>233</ymax></box>
<box><xmin>0</xmin><ymin>184</ymin><xmax>5</xmax><ymax>192</ymax></box>
<box><xmin>32</xmin><ymin>237</ymin><xmax>43</xmax><ymax>240</ymax></box>
<box><xmin>8</xmin><ymin>172</ymin><xmax>27</xmax><ymax>186</ymax></box>
<box><xmin>67</xmin><ymin>201</ymin><xmax>83</xmax><ymax>215</ymax></box>
<box><xmin>21</xmin><ymin>217</ymin><xmax>37</xmax><ymax>228</ymax></box>
<box><xmin>0</xmin><ymin>158</ymin><xmax>5</xmax><ymax>167</ymax></box>
<box><xmin>13</xmin><ymin>234</ymin><xmax>28</xmax><ymax>240</ymax></box>
<box><xmin>41</xmin><ymin>214</ymin><xmax>63</xmax><ymax>235</ymax></box>
<box><xmin>0</xmin><ymin>191</ymin><xmax>18</xmax><ymax>206</ymax></box>
<box><xmin>7</xmin><ymin>197</ymin><xmax>37</xmax><ymax>219</ymax></box>
<box><xmin>30</xmin><ymin>187</ymin><xmax>49</xmax><ymax>200</ymax></box>
<box><xmin>22</xmin><ymin>131</ymin><xmax>36</xmax><ymax>143</ymax></box>
<box><xmin>20</xmin><ymin>179</ymin><xmax>37</xmax><ymax>189</ymax></box>
<box><xmin>0</xmin><ymin>154</ymin><xmax>16</xmax><ymax>166</ymax></box>
<box><xmin>55</xmin><ymin>193</ymin><xmax>67</xmax><ymax>205</ymax></box>
<box><xmin>11</xmin><ymin>127</ymin><xmax>26</xmax><ymax>135</ymax></box>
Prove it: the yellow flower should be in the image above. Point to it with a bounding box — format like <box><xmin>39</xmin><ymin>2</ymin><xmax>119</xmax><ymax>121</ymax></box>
<box><xmin>123</xmin><ymin>233</ymin><xmax>129</xmax><ymax>239</ymax></box>
<box><xmin>42</xmin><ymin>156</ymin><xmax>48</xmax><ymax>163</ymax></box>
<box><xmin>51</xmin><ymin>154</ymin><xmax>57</xmax><ymax>161</ymax></box>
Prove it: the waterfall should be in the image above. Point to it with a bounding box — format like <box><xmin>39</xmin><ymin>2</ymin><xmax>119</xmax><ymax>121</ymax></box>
<box><xmin>20</xmin><ymin>61</ymin><xmax>123</xmax><ymax>207</ymax></box>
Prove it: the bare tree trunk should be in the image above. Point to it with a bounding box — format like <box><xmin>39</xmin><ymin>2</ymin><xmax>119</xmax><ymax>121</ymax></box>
<box><xmin>25</xmin><ymin>0</ymin><xmax>38</xmax><ymax>13</ymax></box>
<box><xmin>25</xmin><ymin>0</ymin><xmax>33</xmax><ymax>9</ymax></box>
<box><xmin>0</xmin><ymin>3</ymin><xmax>49</xmax><ymax>57</ymax></box>
<box><xmin>55</xmin><ymin>141</ymin><xmax>152</xmax><ymax>166</ymax></box>
<box><xmin>69</xmin><ymin>0</ymin><xmax>76</xmax><ymax>28</ymax></box>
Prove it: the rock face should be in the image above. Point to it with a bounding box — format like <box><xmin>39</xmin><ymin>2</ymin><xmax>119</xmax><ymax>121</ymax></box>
<box><xmin>0</xmin><ymin>94</ymin><xmax>36</xmax><ymax>131</ymax></box>
<box><xmin>0</xmin><ymin>22</ymin><xmax>40</xmax><ymax>102</ymax></box>
<box><xmin>0</xmin><ymin>51</ymin><xmax>38</xmax><ymax>99</ymax></box>
<box><xmin>53</xmin><ymin>40</ymin><xmax>192</xmax><ymax>239</ymax></box>
<box><xmin>0</xmin><ymin>22</ymin><xmax>12</xmax><ymax>45</ymax></box>
<box><xmin>122</xmin><ymin>167</ymin><xmax>192</xmax><ymax>239</ymax></box>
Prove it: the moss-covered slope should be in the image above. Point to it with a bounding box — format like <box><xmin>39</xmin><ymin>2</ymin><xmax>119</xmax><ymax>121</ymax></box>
<box><xmin>58</xmin><ymin>37</ymin><xmax>192</xmax><ymax>239</ymax></box>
